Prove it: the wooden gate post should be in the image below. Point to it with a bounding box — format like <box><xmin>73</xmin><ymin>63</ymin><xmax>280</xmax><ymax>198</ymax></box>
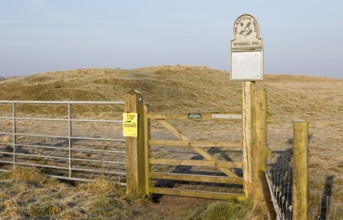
<box><xmin>251</xmin><ymin>89</ymin><xmax>278</xmax><ymax>218</ymax></box>
<box><xmin>242</xmin><ymin>81</ymin><xmax>255</xmax><ymax>197</ymax></box>
<box><xmin>252</xmin><ymin>89</ymin><xmax>267</xmax><ymax>199</ymax></box>
<box><xmin>293</xmin><ymin>120</ymin><xmax>309</xmax><ymax>220</ymax></box>
<box><xmin>125</xmin><ymin>89</ymin><xmax>146</xmax><ymax>196</ymax></box>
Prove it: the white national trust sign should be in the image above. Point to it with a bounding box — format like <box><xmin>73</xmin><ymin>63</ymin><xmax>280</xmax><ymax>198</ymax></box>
<box><xmin>231</xmin><ymin>14</ymin><xmax>264</xmax><ymax>81</ymax></box>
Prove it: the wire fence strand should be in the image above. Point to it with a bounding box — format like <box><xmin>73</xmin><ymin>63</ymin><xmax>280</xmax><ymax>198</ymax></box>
<box><xmin>266</xmin><ymin>150</ymin><xmax>343</xmax><ymax>220</ymax></box>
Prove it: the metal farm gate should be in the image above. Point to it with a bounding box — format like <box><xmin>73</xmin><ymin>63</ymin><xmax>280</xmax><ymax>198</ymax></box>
<box><xmin>0</xmin><ymin>100</ymin><xmax>126</xmax><ymax>184</ymax></box>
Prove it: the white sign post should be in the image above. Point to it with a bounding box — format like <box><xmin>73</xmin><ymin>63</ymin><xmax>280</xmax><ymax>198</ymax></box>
<box><xmin>230</xmin><ymin>14</ymin><xmax>264</xmax><ymax>197</ymax></box>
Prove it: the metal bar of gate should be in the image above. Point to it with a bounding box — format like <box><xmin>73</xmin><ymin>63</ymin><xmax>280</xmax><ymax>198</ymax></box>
<box><xmin>0</xmin><ymin>160</ymin><xmax>126</xmax><ymax>175</ymax></box>
<box><xmin>3</xmin><ymin>143</ymin><xmax>125</xmax><ymax>154</ymax></box>
<box><xmin>0</xmin><ymin>117</ymin><xmax>122</xmax><ymax>123</ymax></box>
<box><xmin>10</xmin><ymin>132</ymin><xmax>125</xmax><ymax>142</ymax></box>
<box><xmin>68</xmin><ymin>103</ymin><xmax>72</xmax><ymax>178</ymax></box>
<box><xmin>0</xmin><ymin>152</ymin><xmax>126</xmax><ymax>165</ymax></box>
<box><xmin>12</xmin><ymin>103</ymin><xmax>16</xmax><ymax>169</ymax></box>
<box><xmin>0</xmin><ymin>100</ymin><xmax>125</xmax><ymax>104</ymax></box>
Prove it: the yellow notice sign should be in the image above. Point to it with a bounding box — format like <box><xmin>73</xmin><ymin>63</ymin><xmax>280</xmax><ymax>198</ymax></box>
<box><xmin>123</xmin><ymin>113</ymin><xmax>138</xmax><ymax>137</ymax></box>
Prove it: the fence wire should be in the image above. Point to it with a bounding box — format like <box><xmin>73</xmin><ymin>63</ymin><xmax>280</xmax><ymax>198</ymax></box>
<box><xmin>266</xmin><ymin>151</ymin><xmax>343</xmax><ymax>220</ymax></box>
<box><xmin>315</xmin><ymin>193</ymin><xmax>343</xmax><ymax>220</ymax></box>
<box><xmin>266</xmin><ymin>153</ymin><xmax>293</xmax><ymax>220</ymax></box>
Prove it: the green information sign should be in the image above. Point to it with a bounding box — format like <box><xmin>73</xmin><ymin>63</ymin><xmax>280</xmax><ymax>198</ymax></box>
<box><xmin>188</xmin><ymin>113</ymin><xmax>202</xmax><ymax>120</ymax></box>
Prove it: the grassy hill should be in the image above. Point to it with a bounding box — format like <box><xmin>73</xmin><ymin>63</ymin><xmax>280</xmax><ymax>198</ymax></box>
<box><xmin>1</xmin><ymin>65</ymin><xmax>341</xmax><ymax>126</ymax></box>
<box><xmin>0</xmin><ymin>66</ymin><xmax>242</xmax><ymax>113</ymax></box>
<box><xmin>0</xmin><ymin>65</ymin><xmax>339</xmax><ymax>113</ymax></box>
<box><xmin>0</xmin><ymin>65</ymin><xmax>342</xmax><ymax>218</ymax></box>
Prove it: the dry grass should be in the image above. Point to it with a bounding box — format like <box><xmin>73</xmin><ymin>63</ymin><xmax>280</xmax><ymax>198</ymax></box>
<box><xmin>0</xmin><ymin>168</ymin><xmax>150</xmax><ymax>219</ymax></box>
<box><xmin>0</xmin><ymin>65</ymin><xmax>342</xmax><ymax>218</ymax></box>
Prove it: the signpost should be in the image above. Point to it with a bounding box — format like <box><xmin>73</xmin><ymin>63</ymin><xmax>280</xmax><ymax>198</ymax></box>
<box><xmin>231</xmin><ymin>14</ymin><xmax>263</xmax><ymax>81</ymax></box>
<box><xmin>230</xmin><ymin>14</ymin><xmax>264</xmax><ymax>197</ymax></box>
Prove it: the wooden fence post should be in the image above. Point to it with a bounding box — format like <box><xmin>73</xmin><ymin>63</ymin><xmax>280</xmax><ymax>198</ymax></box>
<box><xmin>253</xmin><ymin>89</ymin><xmax>267</xmax><ymax>173</ymax></box>
<box><xmin>252</xmin><ymin>89</ymin><xmax>267</xmax><ymax>200</ymax></box>
<box><xmin>242</xmin><ymin>81</ymin><xmax>255</xmax><ymax>197</ymax></box>
<box><xmin>125</xmin><ymin>89</ymin><xmax>146</xmax><ymax>196</ymax></box>
<box><xmin>293</xmin><ymin>120</ymin><xmax>309</xmax><ymax>220</ymax></box>
<box><xmin>251</xmin><ymin>89</ymin><xmax>278</xmax><ymax>218</ymax></box>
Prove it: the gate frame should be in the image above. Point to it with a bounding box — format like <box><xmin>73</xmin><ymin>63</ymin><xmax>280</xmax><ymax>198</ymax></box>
<box><xmin>0</xmin><ymin>100</ymin><xmax>126</xmax><ymax>183</ymax></box>
<box><xmin>125</xmin><ymin>88</ymin><xmax>268</xmax><ymax>200</ymax></box>
<box><xmin>146</xmin><ymin>111</ymin><xmax>244</xmax><ymax>200</ymax></box>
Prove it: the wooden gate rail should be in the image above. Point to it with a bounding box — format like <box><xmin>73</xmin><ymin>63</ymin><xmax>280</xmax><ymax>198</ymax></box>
<box><xmin>149</xmin><ymin>158</ymin><xmax>242</xmax><ymax>168</ymax></box>
<box><xmin>150</xmin><ymin>172</ymin><xmax>243</xmax><ymax>185</ymax></box>
<box><xmin>150</xmin><ymin>187</ymin><xmax>245</xmax><ymax>200</ymax></box>
<box><xmin>147</xmin><ymin>112</ymin><xmax>242</xmax><ymax>120</ymax></box>
<box><xmin>148</xmin><ymin>140</ymin><xmax>241</xmax><ymax>148</ymax></box>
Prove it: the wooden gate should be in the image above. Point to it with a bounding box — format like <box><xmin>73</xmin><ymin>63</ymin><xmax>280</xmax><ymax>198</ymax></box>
<box><xmin>124</xmin><ymin>89</ymin><xmax>267</xmax><ymax>200</ymax></box>
<box><xmin>145</xmin><ymin>110</ymin><xmax>245</xmax><ymax>200</ymax></box>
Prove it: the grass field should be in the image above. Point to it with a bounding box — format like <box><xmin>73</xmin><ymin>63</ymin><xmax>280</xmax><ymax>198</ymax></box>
<box><xmin>0</xmin><ymin>65</ymin><xmax>342</xmax><ymax>219</ymax></box>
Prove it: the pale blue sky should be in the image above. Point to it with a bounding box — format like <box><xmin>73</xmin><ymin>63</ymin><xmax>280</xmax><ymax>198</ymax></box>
<box><xmin>1</xmin><ymin>0</ymin><xmax>343</xmax><ymax>78</ymax></box>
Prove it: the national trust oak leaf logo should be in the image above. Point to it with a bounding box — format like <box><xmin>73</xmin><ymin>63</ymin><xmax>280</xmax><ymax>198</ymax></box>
<box><xmin>239</xmin><ymin>22</ymin><xmax>253</xmax><ymax>37</ymax></box>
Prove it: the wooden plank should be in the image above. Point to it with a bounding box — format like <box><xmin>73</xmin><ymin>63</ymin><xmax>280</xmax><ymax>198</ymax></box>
<box><xmin>148</xmin><ymin>112</ymin><xmax>242</xmax><ymax>120</ymax></box>
<box><xmin>148</xmin><ymin>140</ymin><xmax>241</xmax><ymax>149</ymax></box>
<box><xmin>211</xmin><ymin>114</ymin><xmax>242</xmax><ymax>119</ymax></box>
<box><xmin>150</xmin><ymin>187</ymin><xmax>245</xmax><ymax>200</ymax></box>
<box><xmin>149</xmin><ymin>158</ymin><xmax>242</xmax><ymax>169</ymax></box>
<box><xmin>157</xmin><ymin>119</ymin><xmax>240</xmax><ymax>179</ymax></box>
<box><xmin>150</xmin><ymin>172</ymin><xmax>243</xmax><ymax>185</ymax></box>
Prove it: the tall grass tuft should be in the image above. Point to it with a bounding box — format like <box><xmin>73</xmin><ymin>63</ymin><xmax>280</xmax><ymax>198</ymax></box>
<box><xmin>200</xmin><ymin>198</ymin><xmax>252</xmax><ymax>220</ymax></box>
<box><xmin>79</xmin><ymin>176</ymin><xmax>122</xmax><ymax>195</ymax></box>
<box><xmin>5</xmin><ymin>167</ymin><xmax>48</xmax><ymax>185</ymax></box>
